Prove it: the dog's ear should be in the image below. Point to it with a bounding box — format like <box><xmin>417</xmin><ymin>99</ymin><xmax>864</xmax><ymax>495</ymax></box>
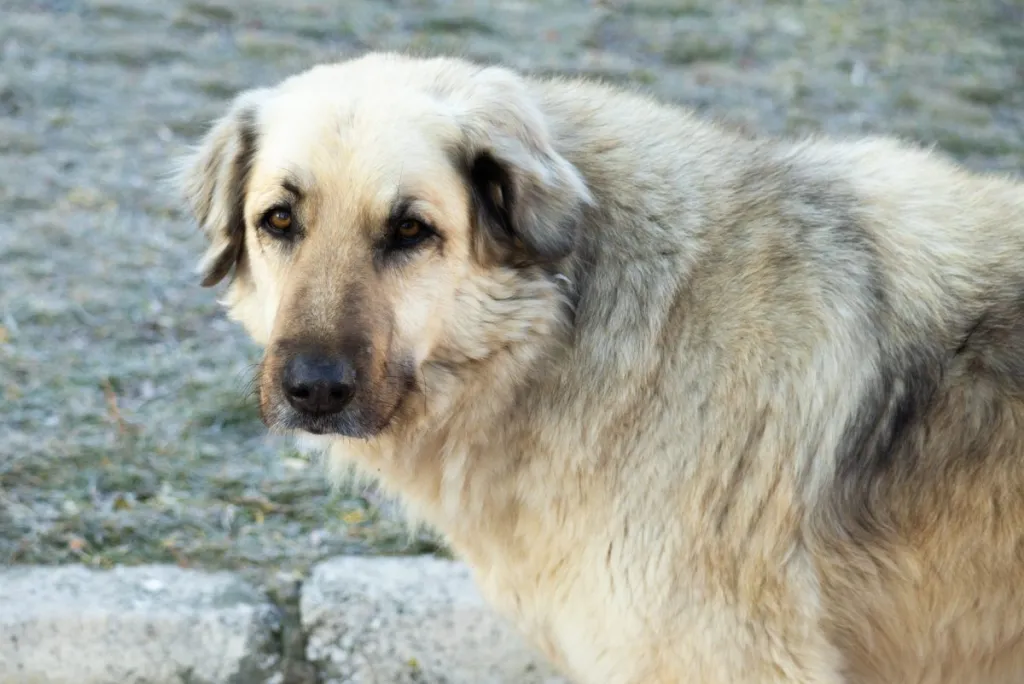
<box><xmin>178</xmin><ymin>90</ymin><xmax>266</xmax><ymax>287</ymax></box>
<box><xmin>454</xmin><ymin>68</ymin><xmax>592</xmax><ymax>266</ymax></box>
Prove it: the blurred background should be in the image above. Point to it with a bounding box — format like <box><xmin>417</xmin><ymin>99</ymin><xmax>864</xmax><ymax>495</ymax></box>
<box><xmin>1</xmin><ymin>0</ymin><xmax>1022</xmax><ymax>588</ymax></box>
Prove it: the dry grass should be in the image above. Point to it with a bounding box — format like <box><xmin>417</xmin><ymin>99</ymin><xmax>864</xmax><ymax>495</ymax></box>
<box><xmin>1</xmin><ymin>0</ymin><xmax>1021</xmax><ymax>587</ymax></box>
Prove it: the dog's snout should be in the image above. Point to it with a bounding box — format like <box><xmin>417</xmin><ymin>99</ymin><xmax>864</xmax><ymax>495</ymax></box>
<box><xmin>281</xmin><ymin>353</ymin><xmax>356</xmax><ymax>415</ymax></box>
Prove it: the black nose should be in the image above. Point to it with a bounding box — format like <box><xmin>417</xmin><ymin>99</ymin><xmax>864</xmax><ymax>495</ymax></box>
<box><xmin>281</xmin><ymin>354</ymin><xmax>356</xmax><ymax>415</ymax></box>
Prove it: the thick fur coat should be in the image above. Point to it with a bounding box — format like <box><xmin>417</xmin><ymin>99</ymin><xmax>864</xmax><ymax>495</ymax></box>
<box><xmin>178</xmin><ymin>52</ymin><xmax>1024</xmax><ymax>683</ymax></box>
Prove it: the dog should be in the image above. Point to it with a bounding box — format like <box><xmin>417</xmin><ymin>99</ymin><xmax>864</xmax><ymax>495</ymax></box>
<box><xmin>177</xmin><ymin>51</ymin><xmax>1024</xmax><ymax>683</ymax></box>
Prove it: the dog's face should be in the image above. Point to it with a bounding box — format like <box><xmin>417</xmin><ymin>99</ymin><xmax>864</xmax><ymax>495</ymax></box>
<box><xmin>179</xmin><ymin>54</ymin><xmax>591</xmax><ymax>438</ymax></box>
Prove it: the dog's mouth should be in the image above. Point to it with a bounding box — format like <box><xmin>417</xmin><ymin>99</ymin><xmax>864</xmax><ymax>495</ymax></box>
<box><xmin>259</xmin><ymin>365</ymin><xmax>417</xmax><ymax>440</ymax></box>
<box><xmin>282</xmin><ymin>405</ymin><xmax>396</xmax><ymax>439</ymax></box>
<box><xmin>288</xmin><ymin>412</ymin><xmax>348</xmax><ymax>437</ymax></box>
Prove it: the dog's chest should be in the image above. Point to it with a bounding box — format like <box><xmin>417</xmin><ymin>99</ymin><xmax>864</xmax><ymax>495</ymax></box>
<box><xmin>463</xmin><ymin>536</ymin><xmax>650</xmax><ymax>684</ymax></box>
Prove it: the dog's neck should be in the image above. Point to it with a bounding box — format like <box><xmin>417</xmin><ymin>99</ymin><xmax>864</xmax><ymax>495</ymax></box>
<box><xmin>319</xmin><ymin>80</ymin><xmax>757</xmax><ymax>568</ymax></box>
<box><xmin>322</xmin><ymin>259</ymin><xmax>685</xmax><ymax>574</ymax></box>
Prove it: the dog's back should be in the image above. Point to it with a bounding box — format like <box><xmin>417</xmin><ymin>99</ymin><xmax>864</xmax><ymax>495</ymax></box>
<box><xmin>800</xmin><ymin>139</ymin><xmax>1024</xmax><ymax>683</ymax></box>
<box><xmin>527</xmin><ymin>77</ymin><xmax>1024</xmax><ymax>682</ymax></box>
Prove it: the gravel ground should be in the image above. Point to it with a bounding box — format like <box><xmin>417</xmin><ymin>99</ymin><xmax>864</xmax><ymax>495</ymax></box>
<box><xmin>2</xmin><ymin>0</ymin><xmax>1023</xmax><ymax>584</ymax></box>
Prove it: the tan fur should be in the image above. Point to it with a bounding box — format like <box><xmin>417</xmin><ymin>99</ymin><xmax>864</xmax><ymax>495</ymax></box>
<box><xmin>177</xmin><ymin>52</ymin><xmax>1024</xmax><ymax>683</ymax></box>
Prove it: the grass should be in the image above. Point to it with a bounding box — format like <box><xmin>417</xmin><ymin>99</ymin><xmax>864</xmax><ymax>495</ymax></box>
<box><xmin>2</xmin><ymin>0</ymin><xmax>1022</xmax><ymax>588</ymax></box>
<box><xmin>417</xmin><ymin>16</ymin><xmax>499</xmax><ymax>36</ymax></box>
<box><xmin>663</xmin><ymin>35</ymin><xmax>735</xmax><ymax>64</ymax></box>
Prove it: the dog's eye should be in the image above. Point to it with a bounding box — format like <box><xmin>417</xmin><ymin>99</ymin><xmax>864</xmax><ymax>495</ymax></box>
<box><xmin>398</xmin><ymin>219</ymin><xmax>423</xmax><ymax>239</ymax></box>
<box><xmin>261</xmin><ymin>207</ymin><xmax>295</xmax><ymax>237</ymax></box>
<box><xmin>391</xmin><ymin>219</ymin><xmax>432</xmax><ymax>249</ymax></box>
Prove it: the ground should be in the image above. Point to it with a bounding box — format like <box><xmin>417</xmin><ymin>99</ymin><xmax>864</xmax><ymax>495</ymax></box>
<box><xmin>2</xmin><ymin>0</ymin><xmax>1023</xmax><ymax>587</ymax></box>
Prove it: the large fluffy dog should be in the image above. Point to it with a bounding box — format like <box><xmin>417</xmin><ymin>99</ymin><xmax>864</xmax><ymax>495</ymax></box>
<box><xmin>178</xmin><ymin>52</ymin><xmax>1024</xmax><ymax>683</ymax></box>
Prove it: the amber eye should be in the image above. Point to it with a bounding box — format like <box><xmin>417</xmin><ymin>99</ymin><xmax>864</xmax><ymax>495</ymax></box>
<box><xmin>397</xmin><ymin>219</ymin><xmax>422</xmax><ymax>239</ymax></box>
<box><xmin>261</xmin><ymin>207</ymin><xmax>294</xmax><ymax>236</ymax></box>
<box><xmin>390</xmin><ymin>218</ymin><xmax>435</xmax><ymax>250</ymax></box>
<box><xmin>387</xmin><ymin>215</ymin><xmax>436</xmax><ymax>253</ymax></box>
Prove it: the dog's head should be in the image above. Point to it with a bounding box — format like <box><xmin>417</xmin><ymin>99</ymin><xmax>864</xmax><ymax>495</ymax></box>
<box><xmin>178</xmin><ymin>53</ymin><xmax>591</xmax><ymax>438</ymax></box>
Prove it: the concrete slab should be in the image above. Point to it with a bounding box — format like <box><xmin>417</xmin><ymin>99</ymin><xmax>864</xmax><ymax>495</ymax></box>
<box><xmin>301</xmin><ymin>556</ymin><xmax>567</xmax><ymax>684</ymax></box>
<box><xmin>0</xmin><ymin>564</ymin><xmax>282</xmax><ymax>684</ymax></box>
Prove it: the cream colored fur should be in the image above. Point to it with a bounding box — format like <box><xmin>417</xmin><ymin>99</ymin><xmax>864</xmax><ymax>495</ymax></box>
<box><xmin>178</xmin><ymin>52</ymin><xmax>1024</xmax><ymax>684</ymax></box>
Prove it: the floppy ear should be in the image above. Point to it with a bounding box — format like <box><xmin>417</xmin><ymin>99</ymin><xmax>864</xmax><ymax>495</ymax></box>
<box><xmin>178</xmin><ymin>90</ymin><xmax>266</xmax><ymax>287</ymax></box>
<box><xmin>454</xmin><ymin>67</ymin><xmax>592</xmax><ymax>265</ymax></box>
